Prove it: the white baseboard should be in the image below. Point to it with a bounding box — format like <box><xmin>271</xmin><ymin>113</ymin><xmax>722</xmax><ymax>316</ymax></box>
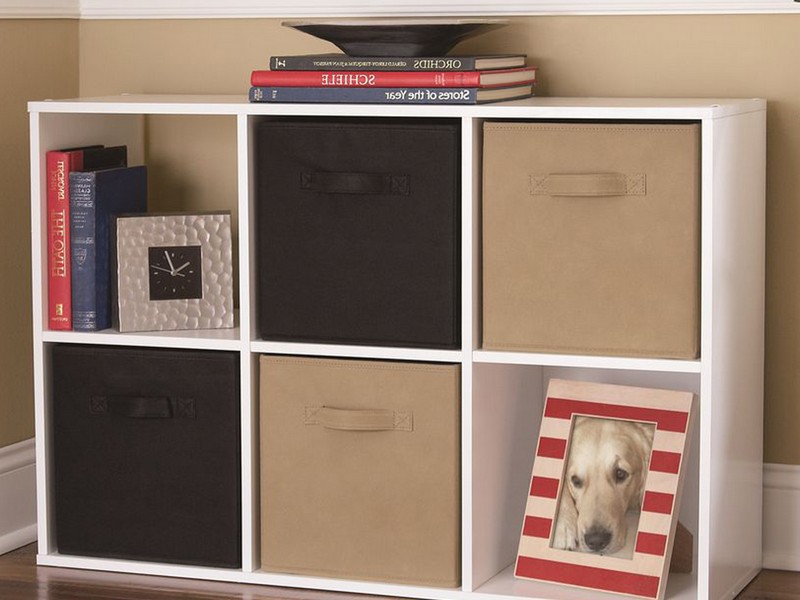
<box><xmin>0</xmin><ymin>438</ymin><xmax>37</xmax><ymax>555</ymax></box>
<box><xmin>763</xmin><ymin>463</ymin><xmax>800</xmax><ymax>571</ymax></box>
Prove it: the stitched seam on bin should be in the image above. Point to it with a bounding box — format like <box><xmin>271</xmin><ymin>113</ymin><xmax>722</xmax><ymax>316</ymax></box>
<box><xmin>529</xmin><ymin>175</ymin><xmax>547</xmax><ymax>196</ymax></box>
<box><xmin>261</xmin><ymin>334</ymin><xmax>458</xmax><ymax>347</ymax></box>
<box><xmin>260</xmin><ymin>332</ymin><xmax>459</xmax><ymax>349</ymax></box>
<box><xmin>54</xmin><ymin>348</ymin><xmax>237</xmax><ymax>363</ymax></box>
<box><xmin>261</xmin><ymin>356</ymin><xmax>458</xmax><ymax>374</ymax></box>
<box><xmin>303</xmin><ymin>406</ymin><xmax>322</xmax><ymax>423</ymax></box>
<box><xmin>484</xmin><ymin>125</ymin><xmax>695</xmax><ymax>134</ymax></box>
<box><xmin>260</xmin><ymin>561</ymin><xmax>459</xmax><ymax>586</ymax></box>
<box><xmin>262</xmin><ymin>124</ymin><xmax>459</xmax><ymax>136</ymax></box>
<box><xmin>626</xmin><ymin>174</ymin><xmax>646</xmax><ymax>195</ymax></box>
<box><xmin>394</xmin><ymin>411</ymin><xmax>412</xmax><ymax>430</ymax></box>
<box><xmin>482</xmin><ymin>338</ymin><xmax>698</xmax><ymax>358</ymax></box>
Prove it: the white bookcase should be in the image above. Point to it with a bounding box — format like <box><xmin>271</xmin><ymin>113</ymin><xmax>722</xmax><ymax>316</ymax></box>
<box><xmin>28</xmin><ymin>95</ymin><xmax>766</xmax><ymax>600</ymax></box>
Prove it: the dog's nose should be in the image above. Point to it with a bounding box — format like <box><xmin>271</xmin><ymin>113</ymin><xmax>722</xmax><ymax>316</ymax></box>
<box><xmin>584</xmin><ymin>526</ymin><xmax>612</xmax><ymax>552</ymax></box>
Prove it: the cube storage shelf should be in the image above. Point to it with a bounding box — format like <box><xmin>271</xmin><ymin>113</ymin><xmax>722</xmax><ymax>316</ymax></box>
<box><xmin>29</xmin><ymin>95</ymin><xmax>766</xmax><ymax>600</ymax></box>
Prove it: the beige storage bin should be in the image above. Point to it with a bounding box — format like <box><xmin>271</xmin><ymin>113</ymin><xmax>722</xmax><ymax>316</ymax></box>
<box><xmin>482</xmin><ymin>122</ymin><xmax>700</xmax><ymax>359</ymax></box>
<box><xmin>259</xmin><ymin>355</ymin><xmax>461</xmax><ymax>587</ymax></box>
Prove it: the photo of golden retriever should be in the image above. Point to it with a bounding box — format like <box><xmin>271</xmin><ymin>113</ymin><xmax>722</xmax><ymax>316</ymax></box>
<box><xmin>551</xmin><ymin>416</ymin><xmax>656</xmax><ymax>558</ymax></box>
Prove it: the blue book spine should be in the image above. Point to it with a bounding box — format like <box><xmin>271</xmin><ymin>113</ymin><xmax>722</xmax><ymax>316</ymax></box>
<box><xmin>69</xmin><ymin>172</ymin><xmax>98</xmax><ymax>331</ymax></box>
<box><xmin>249</xmin><ymin>86</ymin><xmax>478</xmax><ymax>104</ymax></box>
<box><xmin>70</xmin><ymin>166</ymin><xmax>147</xmax><ymax>331</ymax></box>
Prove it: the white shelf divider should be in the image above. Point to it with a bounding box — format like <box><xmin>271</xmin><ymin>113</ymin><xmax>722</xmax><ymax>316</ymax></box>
<box><xmin>41</xmin><ymin>325</ymin><xmax>242</xmax><ymax>351</ymax></box>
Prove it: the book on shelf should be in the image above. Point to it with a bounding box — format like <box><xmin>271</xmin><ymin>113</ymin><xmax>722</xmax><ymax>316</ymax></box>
<box><xmin>45</xmin><ymin>145</ymin><xmax>128</xmax><ymax>331</ymax></box>
<box><xmin>249</xmin><ymin>84</ymin><xmax>533</xmax><ymax>105</ymax></box>
<box><xmin>250</xmin><ymin>66</ymin><xmax>536</xmax><ymax>88</ymax></box>
<box><xmin>269</xmin><ymin>53</ymin><xmax>527</xmax><ymax>72</ymax></box>
<box><xmin>69</xmin><ymin>165</ymin><xmax>147</xmax><ymax>332</ymax></box>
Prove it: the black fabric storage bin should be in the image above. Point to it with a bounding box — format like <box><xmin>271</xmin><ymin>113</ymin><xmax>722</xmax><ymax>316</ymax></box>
<box><xmin>51</xmin><ymin>344</ymin><xmax>241</xmax><ymax>568</ymax></box>
<box><xmin>256</xmin><ymin>117</ymin><xmax>461</xmax><ymax>349</ymax></box>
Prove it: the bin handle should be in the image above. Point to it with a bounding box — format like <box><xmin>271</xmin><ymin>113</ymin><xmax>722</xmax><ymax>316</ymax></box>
<box><xmin>530</xmin><ymin>173</ymin><xmax>646</xmax><ymax>197</ymax></box>
<box><xmin>89</xmin><ymin>395</ymin><xmax>196</xmax><ymax>419</ymax></box>
<box><xmin>304</xmin><ymin>406</ymin><xmax>413</xmax><ymax>432</ymax></box>
<box><xmin>300</xmin><ymin>171</ymin><xmax>410</xmax><ymax>196</ymax></box>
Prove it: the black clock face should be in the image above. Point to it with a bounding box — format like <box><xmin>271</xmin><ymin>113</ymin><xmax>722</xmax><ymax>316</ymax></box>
<box><xmin>148</xmin><ymin>245</ymin><xmax>203</xmax><ymax>301</ymax></box>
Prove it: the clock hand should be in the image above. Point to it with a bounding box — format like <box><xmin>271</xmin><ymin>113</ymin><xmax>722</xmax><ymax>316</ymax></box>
<box><xmin>151</xmin><ymin>264</ymin><xmax>185</xmax><ymax>277</ymax></box>
<box><xmin>164</xmin><ymin>250</ymin><xmax>176</xmax><ymax>273</ymax></box>
<box><xmin>173</xmin><ymin>261</ymin><xmax>191</xmax><ymax>273</ymax></box>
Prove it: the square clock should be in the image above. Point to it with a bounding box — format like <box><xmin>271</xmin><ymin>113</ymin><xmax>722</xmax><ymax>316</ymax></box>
<box><xmin>115</xmin><ymin>212</ymin><xmax>235</xmax><ymax>333</ymax></box>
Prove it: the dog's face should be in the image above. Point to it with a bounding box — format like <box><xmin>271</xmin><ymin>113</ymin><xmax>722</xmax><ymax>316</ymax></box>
<box><xmin>563</xmin><ymin>416</ymin><xmax>654</xmax><ymax>554</ymax></box>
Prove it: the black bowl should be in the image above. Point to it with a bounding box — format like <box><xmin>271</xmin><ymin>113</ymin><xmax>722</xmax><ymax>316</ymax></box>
<box><xmin>282</xmin><ymin>18</ymin><xmax>508</xmax><ymax>57</ymax></box>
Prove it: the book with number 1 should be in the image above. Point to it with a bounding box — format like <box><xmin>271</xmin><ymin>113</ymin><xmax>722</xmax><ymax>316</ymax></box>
<box><xmin>268</xmin><ymin>53</ymin><xmax>527</xmax><ymax>72</ymax></box>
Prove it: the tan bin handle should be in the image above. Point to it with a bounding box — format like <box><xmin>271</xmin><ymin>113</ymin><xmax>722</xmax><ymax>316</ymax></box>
<box><xmin>530</xmin><ymin>173</ymin><xmax>646</xmax><ymax>197</ymax></box>
<box><xmin>304</xmin><ymin>406</ymin><xmax>413</xmax><ymax>431</ymax></box>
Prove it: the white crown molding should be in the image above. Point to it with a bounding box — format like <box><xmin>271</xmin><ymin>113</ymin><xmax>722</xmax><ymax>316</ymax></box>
<box><xmin>76</xmin><ymin>0</ymin><xmax>800</xmax><ymax>19</ymax></box>
<box><xmin>0</xmin><ymin>0</ymin><xmax>78</xmax><ymax>18</ymax></box>
<box><xmin>1</xmin><ymin>0</ymin><xmax>797</xmax><ymax>19</ymax></box>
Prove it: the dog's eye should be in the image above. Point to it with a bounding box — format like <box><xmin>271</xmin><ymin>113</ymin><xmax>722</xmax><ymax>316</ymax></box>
<box><xmin>614</xmin><ymin>468</ymin><xmax>629</xmax><ymax>483</ymax></box>
<box><xmin>570</xmin><ymin>475</ymin><xmax>583</xmax><ymax>488</ymax></box>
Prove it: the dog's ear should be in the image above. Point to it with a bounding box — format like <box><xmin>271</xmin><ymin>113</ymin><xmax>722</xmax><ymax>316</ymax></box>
<box><xmin>627</xmin><ymin>422</ymin><xmax>656</xmax><ymax>507</ymax></box>
<box><xmin>629</xmin><ymin>422</ymin><xmax>656</xmax><ymax>471</ymax></box>
<box><xmin>632</xmin><ymin>422</ymin><xmax>655</xmax><ymax>447</ymax></box>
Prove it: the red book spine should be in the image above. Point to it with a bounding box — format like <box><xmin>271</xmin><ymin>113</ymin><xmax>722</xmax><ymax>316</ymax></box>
<box><xmin>250</xmin><ymin>70</ymin><xmax>483</xmax><ymax>88</ymax></box>
<box><xmin>46</xmin><ymin>150</ymin><xmax>83</xmax><ymax>330</ymax></box>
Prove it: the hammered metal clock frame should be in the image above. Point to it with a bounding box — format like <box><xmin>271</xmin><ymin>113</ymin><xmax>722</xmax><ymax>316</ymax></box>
<box><xmin>116</xmin><ymin>212</ymin><xmax>235</xmax><ymax>332</ymax></box>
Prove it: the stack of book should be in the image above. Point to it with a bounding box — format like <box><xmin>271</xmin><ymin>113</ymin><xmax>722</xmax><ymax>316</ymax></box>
<box><xmin>249</xmin><ymin>53</ymin><xmax>536</xmax><ymax>105</ymax></box>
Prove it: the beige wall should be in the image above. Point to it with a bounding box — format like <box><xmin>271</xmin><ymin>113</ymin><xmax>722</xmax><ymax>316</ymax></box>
<box><xmin>76</xmin><ymin>15</ymin><xmax>800</xmax><ymax>465</ymax></box>
<box><xmin>0</xmin><ymin>20</ymin><xmax>79</xmax><ymax>448</ymax></box>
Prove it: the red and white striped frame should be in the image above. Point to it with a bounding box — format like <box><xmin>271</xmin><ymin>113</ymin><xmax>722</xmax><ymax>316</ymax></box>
<box><xmin>515</xmin><ymin>379</ymin><xmax>696</xmax><ymax>600</ymax></box>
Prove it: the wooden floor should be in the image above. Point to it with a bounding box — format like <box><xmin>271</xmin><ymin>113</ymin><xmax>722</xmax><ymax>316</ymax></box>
<box><xmin>0</xmin><ymin>544</ymin><xmax>797</xmax><ymax>599</ymax></box>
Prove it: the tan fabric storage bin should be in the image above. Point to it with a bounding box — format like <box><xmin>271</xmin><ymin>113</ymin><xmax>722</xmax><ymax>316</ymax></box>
<box><xmin>259</xmin><ymin>355</ymin><xmax>461</xmax><ymax>587</ymax></box>
<box><xmin>482</xmin><ymin>122</ymin><xmax>700</xmax><ymax>358</ymax></box>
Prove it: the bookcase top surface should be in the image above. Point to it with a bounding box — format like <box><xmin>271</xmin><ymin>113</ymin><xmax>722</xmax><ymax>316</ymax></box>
<box><xmin>28</xmin><ymin>94</ymin><xmax>765</xmax><ymax>119</ymax></box>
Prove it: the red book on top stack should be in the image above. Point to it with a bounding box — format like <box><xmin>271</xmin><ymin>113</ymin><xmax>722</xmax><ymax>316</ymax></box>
<box><xmin>250</xmin><ymin>66</ymin><xmax>537</xmax><ymax>89</ymax></box>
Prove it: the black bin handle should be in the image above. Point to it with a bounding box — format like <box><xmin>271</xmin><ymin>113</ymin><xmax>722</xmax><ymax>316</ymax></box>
<box><xmin>89</xmin><ymin>396</ymin><xmax>195</xmax><ymax>419</ymax></box>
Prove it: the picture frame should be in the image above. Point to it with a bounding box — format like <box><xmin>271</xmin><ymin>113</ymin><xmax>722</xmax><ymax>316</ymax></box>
<box><xmin>515</xmin><ymin>379</ymin><xmax>696</xmax><ymax>600</ymax></box>
<box><xmin>115</xmin><ymin>211</ymin><xmax>235</xmax><ymax>333</ymax></box>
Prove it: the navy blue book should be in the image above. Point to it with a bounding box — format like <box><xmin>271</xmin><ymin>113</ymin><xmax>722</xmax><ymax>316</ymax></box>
<box><xmin>249</xmin><ymin>84</ymin><xmax>533</xmax><ymax>105</ymax></box>
<box><xmin>69</xmin><ymin>166</ymin><xmax>147</xmax><ymax>331</ymax></box>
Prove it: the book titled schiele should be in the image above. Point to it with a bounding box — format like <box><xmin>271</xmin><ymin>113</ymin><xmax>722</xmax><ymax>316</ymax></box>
<box><xmin>249</xmin><ymin>84</ymin><xmax>533</xmax><ymax>105</ymax></box>
<box><xmin>250</xmin><ymin>66</ymin><xmax>536</xmax><ymax>88</ymax></box>
<box><xmin>269</xmin><ymin>53</ymin><xmax>527</xmax><ymax>71</ymax></box>
<box><xmin>69</xmin><ymin>166</ymin><xmax>147</xmax><ymax>332</ymax></box>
